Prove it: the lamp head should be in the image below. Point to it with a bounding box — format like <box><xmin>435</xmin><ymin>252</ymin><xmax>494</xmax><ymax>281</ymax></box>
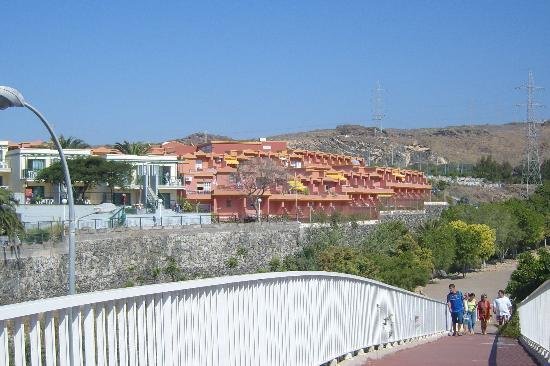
<box><xmin>0</xmin><ymin>86</ymin><xmax>26</xmax><ymax>110</ymax></box>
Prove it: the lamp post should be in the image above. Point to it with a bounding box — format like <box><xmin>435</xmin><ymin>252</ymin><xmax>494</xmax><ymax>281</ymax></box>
<box><xmin>62</xmin><ymin>197</ymin><xmax>68</xmax><ymax>221</ymax></box>
<box><xmin>257</xmin><ymin>197</ymin><xmax>262</xmax><ymax>223</ymax></box>
<box><xmin>158</xmin><ymin>198</ymin><xmax>163</xmax><ymax>226</ymax></box>
<box><xmin>0</xmin><ymin>86</ymin><xmax>77</xmax><ymax>294</ymax></box>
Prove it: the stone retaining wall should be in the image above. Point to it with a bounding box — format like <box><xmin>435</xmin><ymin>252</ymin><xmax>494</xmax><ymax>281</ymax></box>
<box><xmin>0</xmin><ymin>204</ymin><xmax>448</xmax><ymax>305</ymax></box>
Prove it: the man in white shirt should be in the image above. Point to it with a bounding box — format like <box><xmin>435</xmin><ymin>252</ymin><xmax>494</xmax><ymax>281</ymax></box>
<box><xmin>493</xmin><ymin>289</ymin><xmax>513</xmax><ymax>325</ymax></box>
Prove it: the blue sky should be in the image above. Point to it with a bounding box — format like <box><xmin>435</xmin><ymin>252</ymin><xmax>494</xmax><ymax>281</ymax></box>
<box><xmin>1</xmin><ymin>1</ymin><xmax>549</xmax><ymax>144</ymax></box>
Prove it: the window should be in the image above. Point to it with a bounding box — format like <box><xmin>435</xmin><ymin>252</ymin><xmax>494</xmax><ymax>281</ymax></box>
<box><xmin>197</xmin><ymin>182</ymin><xmax>212</xmax><ymax>192</ymax></box>
<box><xmin>226</xmin><ymin>200</ymin><xmax>232</xmax><ymax>207</ymax></box>
<box><xmin>27</xmin><ymin>159</ymin><xmax>45</xmax><ymax>171</ymax></box>
<box><xmin>195</xmin><ymin>160</ymin><xmax>203</xmax><ymax>170</ymax></box>
<box><xmin>290</xmin><ymin>160</ymin><xmax>302</xmax><ymax>168</ymax></box>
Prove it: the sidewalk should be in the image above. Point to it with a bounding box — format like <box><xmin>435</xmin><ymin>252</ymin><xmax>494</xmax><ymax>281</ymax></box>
<box><xmin>359</xmin><ymin>332</ymin><xmax>538</xmax><ymax>366</ymax></box>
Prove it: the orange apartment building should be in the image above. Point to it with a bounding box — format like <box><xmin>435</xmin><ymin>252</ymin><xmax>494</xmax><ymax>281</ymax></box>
<box><xmin>176</xmin><ymin>140</ymin><xmax>431</xmax><ymax>220</ymax></box>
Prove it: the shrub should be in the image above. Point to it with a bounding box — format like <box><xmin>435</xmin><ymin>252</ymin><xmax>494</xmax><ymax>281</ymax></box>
<box><xmin>226</xmin><ymin>257</ymin><xmax>238</xmax><ymax>269</ymax></box>
<box><xmin>236</xmin><ymin>246</ymin><xmax>248</xmax><ymax>257</ymax></box>
<box><xmin>499</xmin><ymin>312</ymin><xmax>520</xmax><ymax>338</ymax></box>
<box><xmin>268</xmin><ymin>257</ymin><xmax>281</xmax><ymax>271</ymax></box>
<box><xmin>317</xmin><ymin>246</ymin><xmax>378</xmax><ymax>279</ymax></box>
<box><xmin>506</xmin><ymin>249</ymin><xmax>550</xmax><ymax>302</ymax></box>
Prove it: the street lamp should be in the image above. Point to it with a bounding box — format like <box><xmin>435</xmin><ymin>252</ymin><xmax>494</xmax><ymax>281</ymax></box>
<box><xmin>0</xmin><ymin>86</ymin><xmax>77</xmax><ymax>295</ymax></box>
<box><xmin>158</xmin><ymin>198</ymin><xmax>163</xmax><ymax>225</ymax></box>
<box><xmin>257</xmin><ymin>197</ymin><xmax>262</xmax><ymax>223</ymax></box>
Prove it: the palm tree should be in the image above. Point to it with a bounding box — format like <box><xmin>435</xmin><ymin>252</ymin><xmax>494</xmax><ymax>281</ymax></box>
<box><xmin>114</xmin><ymin>140</ymin><xmax>150</xmax><ymax>155</ymax></box>
<box><xmin>0</xmin><ymin>188</ymin><xmax>23</xmax><ymax>239</ymax></box>
<box><xmin>51</xmin><ymin>135</ymin><xmax>90</xmax><ymax>149</ymax></box>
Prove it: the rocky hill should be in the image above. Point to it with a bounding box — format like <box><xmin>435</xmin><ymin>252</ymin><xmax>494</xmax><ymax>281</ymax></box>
<box><xmin>269</xmin><ymin>121</ymin><xmax>550</xmax><ymax>167</ymax></box>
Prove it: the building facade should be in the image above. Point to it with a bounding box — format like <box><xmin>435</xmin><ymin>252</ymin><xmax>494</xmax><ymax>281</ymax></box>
<box><xmin>178</xmin><ymin>141</ymin><xmax>431</xmax><ymax>220</ymax></box>
<box><xmin>1</xmin><ymin>139</ymin><xmax>431</xmax><ymax>219</ymax></box>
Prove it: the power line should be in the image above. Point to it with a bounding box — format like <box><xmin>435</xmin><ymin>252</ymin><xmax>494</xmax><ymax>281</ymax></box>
<box><xmin>516</xmin><ymin>70</ymin><xmax>544</xmax><ymax>195</ymax></box>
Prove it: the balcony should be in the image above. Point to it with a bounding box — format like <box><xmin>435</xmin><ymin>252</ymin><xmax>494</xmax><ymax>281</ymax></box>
<box><xmin>184</xmin><ymin>189</ymin><xmax>212</xmax><ymax>200</ymax></box>
<box><xmin>23</xmin><ymin>169</ymin><xmax>41</xmax><ymax>180</ymax></box>
<box><xmin>159</xmin><ymin>177</ymin><xmax>184</xmax><ymax>189</ymax></box>
<box><xmin>0</xmin><ymin>161</ymin><xmax>10</xmax><ymax>173</ymax></box>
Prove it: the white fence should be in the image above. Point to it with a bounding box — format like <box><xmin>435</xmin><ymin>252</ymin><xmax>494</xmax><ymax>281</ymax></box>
<box><xmin>518</xmin><ymin>279</ymin><xmax>550</xmax><ymax>363</ymax></box>
<box><xmin>0</xmin><ymin>272</ymin><xmax>448</xmax><ymax>366</ymax></box>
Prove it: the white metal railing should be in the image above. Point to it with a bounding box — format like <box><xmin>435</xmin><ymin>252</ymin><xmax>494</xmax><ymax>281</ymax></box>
<box><xmin>518</xmin><ymin>279</ymin><xmax>550</xmax><ymax>363</ymax></box>
<box><xmin>0</xmin><ymin>272</ymin><xmax>448</xmax><ymax>366</ymax></box>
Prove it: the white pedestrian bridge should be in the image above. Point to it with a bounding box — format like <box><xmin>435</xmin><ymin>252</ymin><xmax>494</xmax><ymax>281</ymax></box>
<box><xmin>0</xmin><ymin>272</ymin><xmax>449</xmax><ymax>366</ymax></box>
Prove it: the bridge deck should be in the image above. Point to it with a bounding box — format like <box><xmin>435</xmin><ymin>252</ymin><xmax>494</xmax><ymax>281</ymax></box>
<box><xmin>360</xmin><ymin>333</ymin><xmax>538</xmax><ymax>366</ymax></box>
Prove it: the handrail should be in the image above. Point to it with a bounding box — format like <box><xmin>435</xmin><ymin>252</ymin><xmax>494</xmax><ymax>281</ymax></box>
<box><xmin>0</xmin><ymin>272</ymin><xmax>445</xmax><ymax>320</ymax></box>
<box><xmin>0</xmin><ymin>271</ymin><xmax>448</xmax><ymax>366</ymax></box>
<box><xmin>518</xmin><ymin>279</ymin><xmax>550</xmax><ymax>305</ymax></box>
<box><xmin>518</xmin><ymin>279</ymin><xmax>550</xmax><ymax>363</ymax></box>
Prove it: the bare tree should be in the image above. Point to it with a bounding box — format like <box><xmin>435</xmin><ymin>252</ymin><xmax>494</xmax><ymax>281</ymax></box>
<box><xmin>236</xmin><ymin>157</ymin><xmax>288</xmax><ymax>220</ymax></box>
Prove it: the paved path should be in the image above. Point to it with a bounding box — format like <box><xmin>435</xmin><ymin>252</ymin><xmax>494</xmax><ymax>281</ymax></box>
<box><xmin>423</xmin><ymin>260</ymin><xmax>517</xmax><ymax>303</ymax></box>
<box><xmin>360</xmin><ymin>332</ymin><xmax>538</xmax><ymax>366</ymax></box>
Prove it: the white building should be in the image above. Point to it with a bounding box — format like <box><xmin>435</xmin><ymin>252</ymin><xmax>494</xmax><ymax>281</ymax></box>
<box><xmin>0</xmin><ymin>141</ymin><xmax>10</xmax><ymax>189</ymax></box>
<box><xmin>4</xmin><ymin>145</ymin><xmax>182</xmax><ymax>208</ymax></box>
<box><xmin>102</xmin><ymin>154</ymin><xmax>183</xmax><ymax>208</ymax></box>
<box><xmin>6</xmin><ymin>147</ymin><xmax>91</xmax><ymax>204</ymax></box>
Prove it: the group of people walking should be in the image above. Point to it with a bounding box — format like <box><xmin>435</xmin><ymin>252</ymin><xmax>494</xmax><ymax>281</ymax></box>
<box><xmin>446</xmin><ymin>284</ymin><xmax>513</xmax><ymax>336</ymax></box>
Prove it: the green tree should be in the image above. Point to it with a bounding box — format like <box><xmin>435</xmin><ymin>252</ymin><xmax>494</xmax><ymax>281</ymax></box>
<box><xmin>361</xmin><ymin>221</ymin><xmax>409</xmax><ymax>255</ymax></box>
<box><xmin>506</xmin><ymin>249</ymin><xmax>550</xmax><ymax>302</ymax></box>
<box><xmin>469</xmin><ymin>223</ymin><xmax>496</xmax><ymax>263</ymax></box>
<box><xmin>316</xmin><ymin>245</ymin><xmax>379</xmax><ymax>279</ymax></box>
<box><xmin>527</xmin><ymin>181</ymin><xmax>550</xmax><ymax>242</ymax></box>
<box><xmin>114</xmin><ymin>140</ymin><xmax>150</xmax><ymax>155</ymax></box>
<box><xmin>372</xmin><ymin>245</ymin><xmax>433</xmax><ymax>291</ymax></box>
<box><xmin>474</xmin><ymin>203</ymin><xmax>521</xmax><ymax>260</ymax></box>
<box><xmin>51</xmin><ymin>135</ymin><xmax>90</xmax><ymax>149</ymax></box>
<box><xmin>449</xmin><ymin>220</ymin><xmax>483</xmax><ymax>276</ymax></box>
<box><xmin>36</xmin><ymin>157</ymin><xmax>135</xmax><ymax>203</ymax></box>
<box><xmin>504</xmin><ymin>199</ymin><xmax>545</xmax><ymax>250</ymax></box>
<box><xmin>100</xmin><ymin>160</ymin><xmax>135</xmax><ymax>199</ymax></box>
<box><xmin>416</xmin><ymin>220</ymin><xmax>456</xmax><ymax>272</ymax></box>
<box><xmin>540</xmin><ymin>159</ymin><xmax>550</xmax><ymax>181</ymax></box>
<box><xmin>473</xmin><ymin>155</ymin><xmax>513</xmax><ymax>182</ymax></box>
<box><xmin>0</xmin><ymin>188</ymin><xmax>23</xmax><ymax>239</ymax></box>
<box><xmin>36</xmin><ymin>157</ymin><xmax>103</xmax><ymax>202</ymax></box>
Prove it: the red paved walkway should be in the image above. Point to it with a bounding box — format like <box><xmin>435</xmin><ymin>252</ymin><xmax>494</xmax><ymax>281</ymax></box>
<box><xmin>362</xmin><ymin>333</ymin><xmax>538</xmax><ymax>366</ymax></box>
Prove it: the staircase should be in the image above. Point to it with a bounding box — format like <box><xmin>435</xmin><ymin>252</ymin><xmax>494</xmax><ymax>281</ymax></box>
<box><xmin>146</xmin><ymin>186</ymin><xmax>159</xmax><ymax>211</ymax></box>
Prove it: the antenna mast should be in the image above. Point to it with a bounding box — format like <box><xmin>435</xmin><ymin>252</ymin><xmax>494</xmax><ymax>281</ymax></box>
<box><xmin>372</xmin><ymin>81</ymin><xmax>385</xmax><ymax>135</ymax></box>
<box><xmin>517</xmin><ymin>70</ymin><xmax>544</xmax><ymax>195</ymax></box>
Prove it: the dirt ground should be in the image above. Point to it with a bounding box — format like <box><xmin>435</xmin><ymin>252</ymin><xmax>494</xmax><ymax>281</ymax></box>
<box><xmin>422</xmin><ymin>260</ymin><xmax>517</xmax><ymax>303</ymax></box>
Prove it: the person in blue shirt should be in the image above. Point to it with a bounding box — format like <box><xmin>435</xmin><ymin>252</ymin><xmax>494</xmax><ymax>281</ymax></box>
<box><xmin>446</xmin><ymin>283</ymin><xmax>464</xmax><ymax>336</ymax></box>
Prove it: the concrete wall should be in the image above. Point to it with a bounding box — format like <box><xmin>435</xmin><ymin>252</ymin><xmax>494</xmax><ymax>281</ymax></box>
<box><xmin>0</xmin><ymin>204</ymin><xmax>448</xmax><ymax>305</ymax></box>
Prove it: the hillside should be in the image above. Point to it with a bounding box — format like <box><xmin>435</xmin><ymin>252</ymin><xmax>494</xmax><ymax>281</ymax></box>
<box><xmin>269</xmin><ymin>122</ymin><xmax>550</xmax><ymax>167</ymax></box>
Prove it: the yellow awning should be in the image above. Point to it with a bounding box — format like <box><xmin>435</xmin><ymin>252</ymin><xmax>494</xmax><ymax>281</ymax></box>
<box><xmin>325</xmin><ymin>172</ymin><xmax>346</xmax><ymax>181</ymax></box>
<box><xmin>288</xmin><ymin>180</ymin><xmax>307</xmax><ymax>192</ymax></box>
<box><xmin>392</xmin><ymin>169</ymin><xmax>406</xmax><ymax>179</ymax></box>
<box><xmin>224</xmin><ymin>156</ymin><xmax>239</xmax><ymax>165</ymax></box>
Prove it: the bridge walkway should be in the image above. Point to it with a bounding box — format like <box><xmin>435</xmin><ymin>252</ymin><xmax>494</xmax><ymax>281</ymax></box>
<box><xmin>356</xmin><ymin>332</ymin><xmax>538</xmax><ymax>366</ymax></box>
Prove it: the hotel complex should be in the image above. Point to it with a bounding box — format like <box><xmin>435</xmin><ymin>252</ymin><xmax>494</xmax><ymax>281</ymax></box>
<box><xmin>0</xmin><ymin>139</ymin><xmax>431</xmax><ymax>220</ymax></box>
